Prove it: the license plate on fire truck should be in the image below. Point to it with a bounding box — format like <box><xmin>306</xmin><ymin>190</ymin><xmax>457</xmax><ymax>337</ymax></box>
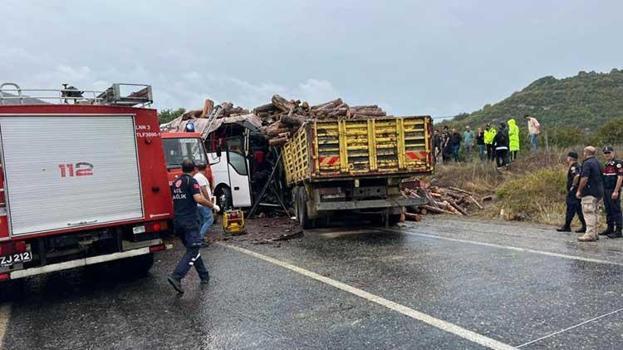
<box><xmin>0</xmin><ymin>252</ymin><xmax>32</xmax><ymax>267</ymax></box>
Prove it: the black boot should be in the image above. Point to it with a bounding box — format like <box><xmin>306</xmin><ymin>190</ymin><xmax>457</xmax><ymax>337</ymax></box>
<box><xmin>556</xmin><ymin>226</ymin><xmax>571</xmax><ymax>232</ymax></box>
<box><xmin>599</xmin><ymin>225</ymin><xmax>613</xmax><ymax>236</ymax></box>
<box><xmin>608</xmin><ymin>226</ymin><xmax>622</xmax><ymax>239</ymax></box>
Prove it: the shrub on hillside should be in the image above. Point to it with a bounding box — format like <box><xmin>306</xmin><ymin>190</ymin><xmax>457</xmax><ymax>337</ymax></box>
<box><xmin>495</xmin><ymin>167</ymin><xmax>566</xmax><ymax>223</ymax></box>
<box><xmin>546</xmin><ymin>127</ymin><xmax>587</xmax><ymax>148</ymax></box>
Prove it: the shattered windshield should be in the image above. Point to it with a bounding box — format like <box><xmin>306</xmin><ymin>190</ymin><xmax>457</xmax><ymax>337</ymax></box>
<box><xmin>162</xmin><ymin>137</ymin><xmax>207</xmax><ymax>168</ymax></box>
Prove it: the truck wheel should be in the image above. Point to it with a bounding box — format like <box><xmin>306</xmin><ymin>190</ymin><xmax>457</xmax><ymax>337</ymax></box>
<box><xmin>387</xmin><ymin>214</ymin><xmax>401</xmax><ymax>227</ymax></box>
<box><xmin>297</xmin><ymin>187</ymin><xmax>315</xmax><ymax>229</ymax></box>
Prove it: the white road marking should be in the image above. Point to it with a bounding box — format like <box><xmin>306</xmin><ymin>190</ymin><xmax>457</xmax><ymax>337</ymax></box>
<box><xmin>517</xmin><ymin>306</ymin><xmax>623</xmax><ymax>348</ymax></box>
<box><xmin>0</xmin><ymin>304</ymin><xmax>11</xmax><ymax>348</ymax></box>
<box><xmin>219</xmin><ymin>243</ymin><xmax>515</xmax><ymax>350</ymax></box>
<box><xmin>386</xmin><ymin>229</ymin><xmax>623</xmax><ymax>267</ymax></box>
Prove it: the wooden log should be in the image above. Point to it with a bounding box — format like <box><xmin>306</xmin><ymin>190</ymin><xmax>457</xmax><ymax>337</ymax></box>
<box><xmin>468</xmin><ymin>195</ymin><xmax>484</xmax><ymax>210</ymax></box>
<box><xmin>482</xmin><ymin>195</ymin><xmax>494</xmax><ymax>202</ymax></box>
<box><xmin>254</xmin><ymin>103</ymin><xmax>275</xmax><ymax>113</ymax></box>
<box><xmin>421</xmin><ymin>205</ymin><xmax>453</xmax><ymax>215</ymax></box>
<box><xmin>351</xmin><ymin>108</ymin><xmax>385</xmax><ymax>115</ymax></box>
<box><xmin>272</xmin><ymin>95</ymin><xmax>296</xmax><ymax>112</ymax></box>
<box><xmin>280</xmin><ymin>112</ymin><xmax>305</xmax><ymax>127</ymax></box>
<box><xmin>267</xmin><ymin>127</ymin><xmax>290</xmax><ymax>137</ymax></box>
<box><xmin>311</xmin><ymin>98</ymin><xmax>343</xmax><ymax>110</ymax></box>
<box><xmin>264</xmin><ymin>121</ymin><xmax>290</xmax><ymax>137</ymax></box>
<box><xmin>441</xmin><ymin>201</ymin><xmax>463</xmax><ymax>216</ymax></box>
<box><xmin>449</xmin><ymin>186</ymin><xmax>477</xmax><ymax>196</ymax></box>
<box><xmin>328</xmin><ymin>109</ymin><xmax>348</xmax><ymax>117</ymax></box>
<box><xmin>200</xmin><ymin>99</ymin><xmax>215</xmax><ymax>118</ymax></box>
<box><xmin>404</xmin><ymin>212</ymin><xmax>422</xmax><ymax>222</ymax></box>
<box><xmin>277</xmin><ymin>132</ymin><xmax>291</xmax><ymax>138</ymax></box>
<box><xmin>350</xmin><ymin>105</ymin><xmax>379</xmax><ymax>110</ymax></box>
<box><xmin>422</xmin><ymin>191</ymin><xmax>439</xmax><ymax>208</ymax></box>
<box><xmin>269</xmin><ymin>137</ymin><xmax>288</xmax><ymax>147</ymax></box>
<box><xmin>420</xmin><ymin>208</ymin><xmax>428</xmax><ymax>215</ymax></box>
<box><xmin>448</xmin><ymin>199</ymin><xmax>468</xmax><ymax>216</ymax></box>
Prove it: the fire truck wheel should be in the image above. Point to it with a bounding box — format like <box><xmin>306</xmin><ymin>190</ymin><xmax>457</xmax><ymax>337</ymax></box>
<box><xmin>120</xmin><ymin>253</ymin><xmax>155</xmax><ymax>277</ymax></box>
<box><xmin>0</xmin><ymin>279</ymin><xmax>25</xmax><ymax>302</ymax></box>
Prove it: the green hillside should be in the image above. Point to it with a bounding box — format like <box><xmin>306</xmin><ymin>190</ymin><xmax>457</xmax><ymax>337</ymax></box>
<box><xmin>449</xmin><ymin>69</ymin><xmax>623</xmax><ymax>130</ymax></box>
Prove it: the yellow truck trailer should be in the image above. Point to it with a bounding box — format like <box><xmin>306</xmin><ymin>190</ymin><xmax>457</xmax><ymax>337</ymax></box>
<box><xmin>283</xmin><ymin>116</ymin><xmax>434</xmax><ymax>227</ymax></box>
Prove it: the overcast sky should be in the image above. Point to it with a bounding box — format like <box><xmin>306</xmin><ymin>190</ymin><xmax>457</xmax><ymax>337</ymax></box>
<box><xmin>2</xmin><ymin>0</ymin><xmax>622</xmax><ymax>118</ymax></box>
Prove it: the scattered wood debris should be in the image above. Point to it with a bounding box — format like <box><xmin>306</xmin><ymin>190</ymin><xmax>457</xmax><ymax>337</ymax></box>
<box><xmin>401</xmin><ymin>183</ymin><xmax>485</xmax><ymax>220</ymax></box>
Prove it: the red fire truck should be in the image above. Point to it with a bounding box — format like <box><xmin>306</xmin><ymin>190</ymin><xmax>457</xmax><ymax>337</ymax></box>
<box><xmin>0</xmin><ymin>83</ymin><xmax>172</xmax><ymax>283</ymax></box>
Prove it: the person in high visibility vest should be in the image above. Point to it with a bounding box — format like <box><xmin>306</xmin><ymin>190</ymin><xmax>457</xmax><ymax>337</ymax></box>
<box><xmin>483</xmin><ymin>124</ymin><xmax>497</xmax><ymax>162</ymax></box>
<box><xmin>507</xmin><ymin>118</ymin><xmax>520</xmax><ymax>161</ymax></box>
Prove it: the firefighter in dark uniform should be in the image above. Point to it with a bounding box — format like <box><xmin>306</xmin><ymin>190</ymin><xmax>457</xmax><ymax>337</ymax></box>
<box><xmin>557</xmin><ymin>151</ymin><xmax>586</xmax><ymax>233</ymax></box>
<box><xmin>600</xmin><ymin>146</ymin><xmax>623</xmax><ymax>238</ymax></box>
<box><xmin>167</xmin><ymin>159</ymin><xmax>220</xmax><ymax>294</ymax></box>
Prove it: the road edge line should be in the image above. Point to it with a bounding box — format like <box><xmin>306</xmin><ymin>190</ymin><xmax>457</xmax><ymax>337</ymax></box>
<box><xmin>386</xmin><ymin>229</ymin><xmax>623</xmax><ymax>267</ymax></box>
<box><xmin>218</xmin><ymin>242</ymin><xmax>515</xmax><ymax>350</ymax></box>
<box><xmin>516</xmin><ymin>306</ymin><xmax>623</xmax><ymax>348</ymax></box>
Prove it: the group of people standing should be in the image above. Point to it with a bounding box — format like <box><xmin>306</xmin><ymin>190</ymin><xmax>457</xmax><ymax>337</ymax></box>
<box><xmin>433</xmin><ymin>114</ymin><xmax>541</xmax><ymax>168</ymax></box>
<box><xmin>558</xmin><ymin>146</ymin><xmax>623</xmax><ymax>242</ymax></box>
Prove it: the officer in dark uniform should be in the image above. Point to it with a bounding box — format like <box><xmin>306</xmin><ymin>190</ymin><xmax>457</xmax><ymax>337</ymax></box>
<box><xmin>167</xmin><ymin>159</ymin><xmax>220</xmax><ymax>294</ymax></box>
<box><xmin>600</xmin><ymin>146</ymin><xmax>623</xmax><ymax>238</ymax></box>
<box><xmin>557</xmin><ymin>151</ymin><xmax>586</xmax><ymax>233</ymax></box>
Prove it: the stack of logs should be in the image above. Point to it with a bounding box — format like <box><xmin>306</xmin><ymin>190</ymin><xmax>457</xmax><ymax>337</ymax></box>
<box><xmin>172</xmin><ymin>94</ymin><xmax>389</xmax><ymax>147</ymax></box>
<box><xmin>258</xmin><ymin>95</ymin><xmax>388</xmax><ymax>147</ymax></box>
<box><xmin>402</xmin><ymin>185</ymin><xmax>490</xmax><ymax>222</ymax></box>
<box><xmin>180</xmin><ymin>99</ymin><xmax>250</xmax><ymax>120</ymax></box>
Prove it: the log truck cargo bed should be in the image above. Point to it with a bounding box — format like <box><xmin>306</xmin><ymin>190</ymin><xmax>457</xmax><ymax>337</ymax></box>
<box><xmin>282</xmin><ymin>116</ymin><xmax>433</xmax><ymax>228</ymax></box>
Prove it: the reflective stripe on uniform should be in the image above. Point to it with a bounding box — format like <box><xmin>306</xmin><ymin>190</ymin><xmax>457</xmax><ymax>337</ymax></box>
<box><xmin>188</xmin><ymin>252</ymin><xmax>201</xmax><ymax>266</ymax></box>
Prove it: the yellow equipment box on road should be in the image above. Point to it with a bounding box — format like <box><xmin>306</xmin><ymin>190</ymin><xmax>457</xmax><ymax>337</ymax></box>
<box><xmin>222</xmin><ymin>209</ymin><xmax>245</xmax><ymax>235</ymax></box>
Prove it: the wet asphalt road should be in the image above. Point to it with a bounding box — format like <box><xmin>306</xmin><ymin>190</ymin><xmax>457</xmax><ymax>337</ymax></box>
<box><xmin>2</xmin><ymin>217</ymin><xmax>623</xmax><ymax>349</ymax></box>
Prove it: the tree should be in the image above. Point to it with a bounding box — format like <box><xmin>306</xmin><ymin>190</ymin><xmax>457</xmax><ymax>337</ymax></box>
<box><xmin>158</xmin><ymin>108</ymin><xmax>186</xmax><ymax>124</ymax></box>
<box><xmin>590</xmin><ymin>117</ymin><xmax>623</xmax><ymax>146</ymax></box>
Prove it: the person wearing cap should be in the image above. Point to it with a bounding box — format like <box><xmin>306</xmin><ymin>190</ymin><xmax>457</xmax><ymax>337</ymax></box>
<box><xmin>599</xmin><ymin>146</ymin><xmax>623</xmax><ymax>238</ymax></box>
<box><xmin>483</xmin><ymin>124</ymin><xmax>497</xmax><ymax>162</ymax></box>
<box><xmin>462</xmin><ymin>126</ymin><xmax>474</xmax><ymax>161</ymax></box>
<box><xmin>557</xmin><ymin>151</ymin><xmax>586</xmax><ymax>233</ymax></box>
<box><xmin>576</xmin><ymin>146</ymin><xmax>604</xmax><ymax>242</ymax></box>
